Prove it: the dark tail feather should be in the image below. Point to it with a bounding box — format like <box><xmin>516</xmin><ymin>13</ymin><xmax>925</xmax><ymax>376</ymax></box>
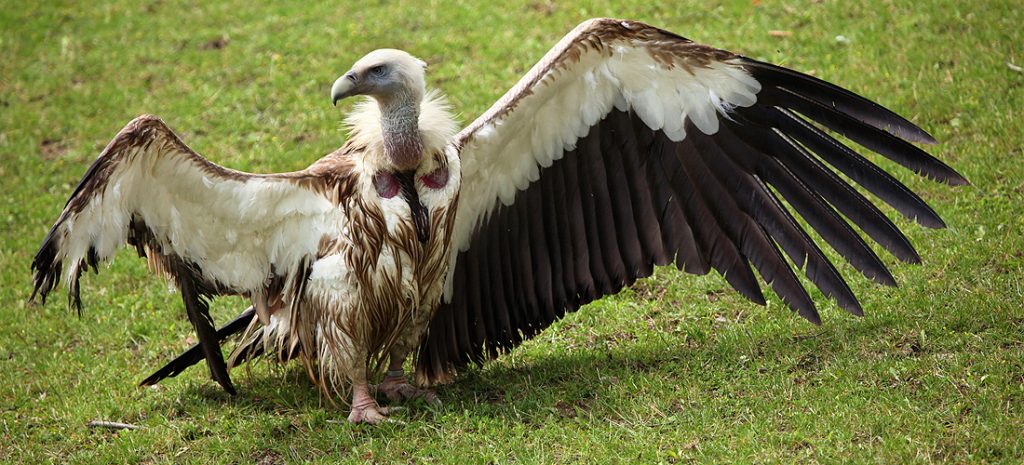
<box><xmin>139</xmin><ymin>307</ymin><xmax>256</xmax><ymax>388</ymax></box>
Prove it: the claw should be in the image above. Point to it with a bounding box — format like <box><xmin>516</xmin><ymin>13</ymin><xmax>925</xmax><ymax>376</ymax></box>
<box><xmin>348</xmin><ymin>403</ymin><xmax>389</xmax><ymax>424</ymax></box>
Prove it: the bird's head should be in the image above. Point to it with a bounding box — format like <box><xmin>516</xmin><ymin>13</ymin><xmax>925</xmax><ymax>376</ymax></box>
<box><xmin>331</xmin><ymin>49</ymin><xmax>427</xmax><ymax>107</ymax></box>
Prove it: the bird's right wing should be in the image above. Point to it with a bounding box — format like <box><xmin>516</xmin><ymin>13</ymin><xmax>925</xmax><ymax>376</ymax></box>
<box><xmin>30</xmin><ymin>115</ymin><xmax>354</xmax><ymax>392</ymax></box>
<box><xmin>31</xmin><ymin>115</ymin><xmax>351</xmax><ymax>309</ymax></box>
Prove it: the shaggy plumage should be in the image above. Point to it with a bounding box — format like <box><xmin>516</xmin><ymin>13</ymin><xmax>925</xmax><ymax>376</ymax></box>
<box><xmin>31</xmin><ymin>51</ymin><xmax>461</xmax><ymax>421</ymax></box>
<box><xmin>30</xmin><ymin>19</ymin><xmax>964</xmax><ymax>423</ymax></box>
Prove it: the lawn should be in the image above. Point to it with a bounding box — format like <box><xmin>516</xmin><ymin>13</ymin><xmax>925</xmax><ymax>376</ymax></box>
<box><xmin>1</xmin><ymin>0</ymin><xmax>1022</xmax><ymax>463</ymax></box>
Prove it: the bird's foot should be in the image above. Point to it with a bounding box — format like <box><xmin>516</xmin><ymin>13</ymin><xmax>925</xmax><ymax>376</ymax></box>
<box><xmin>349</xmin><ymin>383</ymin><xmax>398</xmax><ymax>424</ymax></box>
<box><xmin>379</xmin><ymin>372</ymin><xmax>440</xmax><ymax>406</ymax></box>
<box><xmin>347</xmin><ymin>402</ymin><xmax>397</xmax><ymax>424</ymax></box>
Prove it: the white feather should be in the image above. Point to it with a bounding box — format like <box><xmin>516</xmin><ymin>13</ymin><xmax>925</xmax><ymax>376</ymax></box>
<box><xmin>50</xmin><ymin>117</ymin><xmax>346</xmax><ymax>297</ymax></box>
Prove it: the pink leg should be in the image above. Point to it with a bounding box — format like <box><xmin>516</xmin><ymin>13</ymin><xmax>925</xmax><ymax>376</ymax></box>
<box><xmin>348</xmin><ymin>382</ymin><xmax>392</xmax><ymax>424</ymax></box>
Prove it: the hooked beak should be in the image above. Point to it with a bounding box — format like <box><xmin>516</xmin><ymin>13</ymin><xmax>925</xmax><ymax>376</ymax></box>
<box><xmin>331</xmin><ymin>71</ymin><xmax>358</xmax><ymax>106</ymax></box>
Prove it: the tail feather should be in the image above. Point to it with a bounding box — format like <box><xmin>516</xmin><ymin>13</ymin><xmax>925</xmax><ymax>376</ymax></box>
<box><xmin>139</xmin><ymin>307</ymin><xmax>256</xmax><ymax>387</ymax></box>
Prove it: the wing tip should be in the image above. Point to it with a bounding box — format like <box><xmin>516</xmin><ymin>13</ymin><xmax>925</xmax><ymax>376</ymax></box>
<box><xmin>917</xmin><ymin>213</ymin><xmax>948</xmax><ymax>230</ymax></box>
<box><xmin>801</xmin><ymin>308</ymin><xmax>823</xmax><ymax>326</ymax></box>
<box><xmin>29</xmin><ymin>229</ymin><xmax>64</xmax><ymax>311</ymax></box>
<box><xmin>917</xmin><ymin>158</ymin><xmax>969</xmax><ymax>187</ymax></box>
<box><xmin>841</xmin><ymin>298</ymin><xmax>865</xmax><ymax>318</ymax></box>
<box><xmin>741</xmin><ymin>57</ymin><xmax>942</xmax><ymax>147</ymax></box>
<box><xmin>945</xmin><ymin>173</ymin><xmax>971</xmax><ymax>187</ymax></box>
<box><xmin>917</xmin><ymin>131</ymin><xmax>939</xmax><ymax>145</ymax></box>
<box><xmin>892</xmin><ymin>123</ymin><xmax>938</xmax><ymax>146</ymax></box>
<box><xmin>874</xmin><ymin>269</ymin><xmax>900</xmax><ymax>287</ymax></box>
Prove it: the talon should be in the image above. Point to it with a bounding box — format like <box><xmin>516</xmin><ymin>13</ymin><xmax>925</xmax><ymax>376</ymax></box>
<box><xmin>348</xmin><ymin>403</ymin><xmax>389</xmax><ymax>424</ymax></box>
<box><xmin>349</xmin><ymin>382</ymin><xmax>391</xmax><ymax>424</ymax></box>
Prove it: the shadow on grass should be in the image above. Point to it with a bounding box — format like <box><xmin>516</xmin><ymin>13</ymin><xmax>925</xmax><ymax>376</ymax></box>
<box><xmin>146</xmin><ymin>313</ymin><xmax>894</xmax><ymax>428</ymax></box>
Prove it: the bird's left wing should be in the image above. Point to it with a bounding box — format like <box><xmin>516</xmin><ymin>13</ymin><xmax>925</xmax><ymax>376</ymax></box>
<box><xmin>416</xmin><ymin>18</ymin><xmax>966</xmax><ymax>383</ymax></box>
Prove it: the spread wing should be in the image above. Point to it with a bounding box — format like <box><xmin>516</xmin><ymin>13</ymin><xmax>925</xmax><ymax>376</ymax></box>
<box><xmin>416</xmin><ymin>18</ymin><xmax>967</xmax><ymax>383</ymax></box>
<box><xmin>30</xmin><ymin>114</ymin><xmax>352</xmax><ymax>392</ymax></box>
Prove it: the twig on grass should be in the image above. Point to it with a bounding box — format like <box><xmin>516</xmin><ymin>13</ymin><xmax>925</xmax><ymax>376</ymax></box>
<box><xmin>86</xmin><ymin>420</ymin><xmax>142</xmax><ymax>431</ymax></box>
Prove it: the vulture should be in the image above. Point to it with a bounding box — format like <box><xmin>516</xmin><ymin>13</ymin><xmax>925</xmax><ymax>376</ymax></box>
<box><xmin>29</xmin><ymin>18</ymin><xmax>966</xmax><ymax>423</ymax></box>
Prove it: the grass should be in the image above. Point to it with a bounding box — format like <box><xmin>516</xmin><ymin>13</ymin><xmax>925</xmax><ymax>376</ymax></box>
<box><xmin>1</xmin><ymin>0</ymin><xmax>1022</xmax><ymax>463</ymax></box>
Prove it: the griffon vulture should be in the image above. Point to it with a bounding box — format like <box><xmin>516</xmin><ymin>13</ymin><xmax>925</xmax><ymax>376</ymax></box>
<box><xmin>30</xmin><ymin>18</ymin><xmax>966</xmax><ymax>423</ymax></box>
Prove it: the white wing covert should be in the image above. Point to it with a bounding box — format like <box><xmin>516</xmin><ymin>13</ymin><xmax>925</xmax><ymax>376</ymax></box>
<box><xmin>31</xmin><ymin>115</ymin><xmax>344</xmax><ymax>307</ymax></box>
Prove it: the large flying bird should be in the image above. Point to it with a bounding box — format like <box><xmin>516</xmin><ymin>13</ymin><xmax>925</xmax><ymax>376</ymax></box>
<box><xmin>30</xmin><ymin>19</ymin><xmax>966</xmax><ymax>423</ymax></box>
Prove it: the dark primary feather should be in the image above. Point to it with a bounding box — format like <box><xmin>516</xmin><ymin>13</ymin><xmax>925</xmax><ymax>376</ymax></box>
<box><xmin>28</xmin><ymin>229</ymin><xmax>62</xmax><ymax>307</ymax></box>
<box><xmin>753</xmin><ymin>61</ymin><xmax>966</xmax><ymax>187</ymax></box>
<box><xmin>738</xmin><ymin>58</ymin><xmax>939</xmax><ymax>145</ymax></box>
<box><xmin>692</xmin><ymin>127</ymin><xmax>855</xmax><ymax>315</ymax></box>
<box><xmin>417</xmin><ymin>57</ymin><xmax>965</xmax><ymax>384</ymax></box>
<box><xmin>755</xmin><ymin>107</ymin><xmax>947</xmax><ymax>231</ymax></box>
<box><xmin>732</xmin><ymin>108</ymin><xmax>917</xmax><ymax>268</ymax></box>
<box><xmin>141</xmin><ymin>302</ymin><xmax>316</xmax><ymax>387</ymax></box>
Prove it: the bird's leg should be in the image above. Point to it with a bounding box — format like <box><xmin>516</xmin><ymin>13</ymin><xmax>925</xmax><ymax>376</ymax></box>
<box><xmin>378</xmin><ymin>350</ymin><xmax>440</xmax><ymax>405</ymax></box>
<box><xmin>347</xmin><ymin>371</ymin><xmax>393</xmax><ymax>424</ymax></box>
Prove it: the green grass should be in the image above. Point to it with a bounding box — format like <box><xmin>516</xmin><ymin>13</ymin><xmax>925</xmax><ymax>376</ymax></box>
<box><xmin>2</xmin><ymin>0</ymin><xmax>1022</xmax><ymax>463</ymax></box>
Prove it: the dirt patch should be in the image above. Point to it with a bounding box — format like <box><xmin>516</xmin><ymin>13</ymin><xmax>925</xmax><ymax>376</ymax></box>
<box><xmin>201</xmin><ymin>36</ymin><xmax>229</xmax><ymax>50</ymax></box>
<box><xmin>253</xmin><ymin>450</ymin><xmax>283</xmax><ymax>465</ymax></box>
<box><xmin>553</xmin><ymin>398</ymin><xmax>590</xmax><ymax>418</ymax></box>
<box><xmin>39</xmin><ymin>139</ymin><xmax>67</xmax><ymax>160</ymax></box>
<box><xmin>528</xmin><ymin>1</ymin><xmax>557</xmax><ymax>16</ymax></box>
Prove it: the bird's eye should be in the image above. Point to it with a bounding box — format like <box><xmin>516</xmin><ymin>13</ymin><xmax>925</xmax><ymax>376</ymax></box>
<box><xmin>369</xmin><ymin>65</ymin><xmax>387</xmax><ymax>77</ymax></box>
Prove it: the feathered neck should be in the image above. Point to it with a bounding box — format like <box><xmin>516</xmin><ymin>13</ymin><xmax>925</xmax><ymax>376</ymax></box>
<box><xmin>377</xmin><ymin>94</ymin><xmax>423</xmax><ymax>172</ymax></box>
<box><xmin>343</xmin><ymin>90</ymin><xmax>459</xmax><ymax>171</ymax></box>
